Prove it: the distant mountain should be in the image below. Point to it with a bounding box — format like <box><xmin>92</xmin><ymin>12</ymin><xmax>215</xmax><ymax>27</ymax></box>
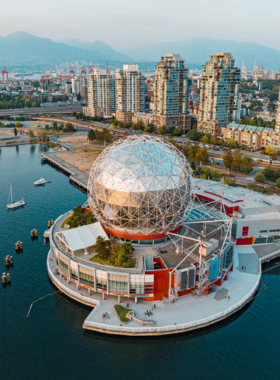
<box><xmin>58</xmin><ymin>39</ymin><xmax>132</xmax><ymax>62</ymax></box>
<box><xmin>0</xmin><ymin>32</ymin><xmax>133</xmax><ymax>67</ymax></box>
<box><xmin>126</xmin><ymin>37</ymin><xmax>280</xmax><ymax>71</ymax></box>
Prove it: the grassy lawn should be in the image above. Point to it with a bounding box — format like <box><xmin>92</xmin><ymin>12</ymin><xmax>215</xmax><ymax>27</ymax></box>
<box><xmin>114</xmin><ymin>305</ymin><xmax>132</xmax><ymax>323</ymax></box>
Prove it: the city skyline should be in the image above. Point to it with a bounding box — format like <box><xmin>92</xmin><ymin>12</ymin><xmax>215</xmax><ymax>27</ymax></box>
<box><xmin>1</xmin><ymin>0</ymin><xmax>280</xmax><ymax>51</ymax></box>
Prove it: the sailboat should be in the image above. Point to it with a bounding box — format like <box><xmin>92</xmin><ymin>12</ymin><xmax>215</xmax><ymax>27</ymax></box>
<box><xmin>7</xmin><ymin>185</ymin><xmax>27</xmax><ymax>209</ymax></box>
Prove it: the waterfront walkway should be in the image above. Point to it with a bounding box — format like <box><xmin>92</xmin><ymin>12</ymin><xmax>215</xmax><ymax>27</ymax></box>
<box><xmin>47</xmin><ymin>245</ymin><xmax>262</xmax><ymax>336</ymax></box>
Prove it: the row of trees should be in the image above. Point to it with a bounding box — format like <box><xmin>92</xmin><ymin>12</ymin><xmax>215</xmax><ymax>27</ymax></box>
<box><xmin>0</xmin><ymin>94</ymin><xmax>40</xmax><ymax>109</ymax></box>
<box><xmin>223</xmin><ymin>150</ymin><xmax>253</xmax><ymax>173</ymax></box>
<box><xmin>51</xmin><ymin>121</ymin><xmax>74</xmax><ymax>132</ymax></box>
<box><xmin>73</xmin><ymin>111</ymin><xmax>106</xmax><ymax>122</ymax></box>
<box><xmin>87</xmin><ymin>128</ymin><xmax>112</xmax><ymax>143</ymax></box>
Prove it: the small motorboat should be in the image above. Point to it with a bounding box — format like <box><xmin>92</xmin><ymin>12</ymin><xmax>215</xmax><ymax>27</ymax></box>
<box><xmin>34</xmin><ymin>178</ymin><xmax>47</xmax><ymax>186</ymax></box>
<box><xmin>7</xmin><ymin>185</ymin><xmax>27</xmax><ymax>209</ymax></box>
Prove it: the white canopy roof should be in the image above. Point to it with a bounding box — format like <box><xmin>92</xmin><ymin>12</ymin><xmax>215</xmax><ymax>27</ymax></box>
<box><xmin>58</xmin><ymin>222</ymin><xmax>108</xmax><ymax>252</ymax></box>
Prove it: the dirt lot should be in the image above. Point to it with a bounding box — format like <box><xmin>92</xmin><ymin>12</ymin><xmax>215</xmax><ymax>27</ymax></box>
<box><xmin>56</xmin><ymin>144</ymin><xmax>105</xmax><ymax>173</ymax></box>
<box><xmin>58</xmin><ymin>135</ymin><xmax>88</xmax><ymax>145</ymax></box>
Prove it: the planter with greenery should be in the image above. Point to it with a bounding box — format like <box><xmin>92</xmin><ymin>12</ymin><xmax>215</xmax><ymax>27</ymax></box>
<box><xmin>90</xmin><ymin>237</ymin><xmax>136</xmax><ymax>268</ymax></box>
<box><xmin>114</xmin><ymin>305</ymin><xmax>133</xmax><ymax>323</ymax></box>
<box><xmin>62</xmin><ymin>205</ymin><xmax>96</xmax><ymax>229</ymax></box>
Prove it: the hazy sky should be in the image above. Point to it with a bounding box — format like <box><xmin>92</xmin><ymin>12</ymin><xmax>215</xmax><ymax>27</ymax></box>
<box><xmin>2</xmin><ymin>0</ymin><xmax>280</xmax><ymax>51</ymax></box>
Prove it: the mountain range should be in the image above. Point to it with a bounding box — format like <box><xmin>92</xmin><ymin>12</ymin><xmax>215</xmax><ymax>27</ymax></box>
<box><xmin>1</xmin><ymin>32</ymin><xmax>280</xmax><ymax>72</ymax></box>
<box><xmin>0</xmin><ymin>32</ymin><xmax>133</xmax><ymax>67</ymax></box>
<box><xmin>125</xmin><ymin>37</ymin><xmax>280</xmax><ymax>71</ymax></box>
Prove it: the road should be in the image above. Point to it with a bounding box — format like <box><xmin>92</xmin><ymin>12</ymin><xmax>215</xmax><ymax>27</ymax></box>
<box><xmin>0</xmin><ymin>105</ymin><xmax>82</xmax><ymax>116</ymax></box>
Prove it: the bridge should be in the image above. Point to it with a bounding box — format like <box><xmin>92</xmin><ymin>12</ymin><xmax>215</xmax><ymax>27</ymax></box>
<box><xmin>0</xmin><ymin>104</ymin><xmax>83</xmax><ymax>116</ymax></box>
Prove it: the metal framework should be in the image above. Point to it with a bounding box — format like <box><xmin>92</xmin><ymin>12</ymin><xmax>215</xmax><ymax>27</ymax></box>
<box><xmin>88</xmin><ymin>135</ymin><xmax>194</xmax><ymax>236</ymax></box>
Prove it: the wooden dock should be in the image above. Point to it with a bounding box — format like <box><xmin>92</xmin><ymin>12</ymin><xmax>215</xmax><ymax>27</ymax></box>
<box><xmin>41</xmin><ymin>152</ymin><xmax>88</xmax><ymax>194</ymax></box>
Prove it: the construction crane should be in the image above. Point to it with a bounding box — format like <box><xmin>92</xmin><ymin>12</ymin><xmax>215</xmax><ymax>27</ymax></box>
<box><xmin>80</xmin><ymin>66</ymin><xmax>86</xmax><ymax>76</ymax></box>
<box><xmin>106</xmin><ymin>61</ymin><xmax>110</xmax><ymax>74</ymax></box>
<box><xmin>89</xmin><ymin>64</ymin><xmax>94</xmax><ymax>74</ymax></box>
<box><xmin>2</xmin><ymin>67</ymin><xmax>8</xmax><ymax>81</ymax></box>
<box><xmin>69</xmin><ymin>66</ymin><xmax>75</xmax><ymax>78</ymax></box>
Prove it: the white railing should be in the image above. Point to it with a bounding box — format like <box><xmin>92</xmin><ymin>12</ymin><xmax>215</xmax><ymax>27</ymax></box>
<box><xmin>84</xmin><ymin>262</ymin><xmax>262</xmax><ymax>334</ymax></box>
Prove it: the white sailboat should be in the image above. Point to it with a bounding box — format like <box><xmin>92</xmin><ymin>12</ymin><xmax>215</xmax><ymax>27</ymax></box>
<box><xmin>7</xmin><ymin>185</ymin><xmax>27</xmax><ymax>209</ymax></box>
<box><xmin>34</xmin><ymin>178</ymin><xmax>47</xmax><ymax>186</ymax></box>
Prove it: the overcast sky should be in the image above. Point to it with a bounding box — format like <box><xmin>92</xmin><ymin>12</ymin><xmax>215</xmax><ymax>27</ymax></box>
<box><xmin>2</xmin><ymin>0</ymin><xmax>280</xmax><ymax>51</ymax></box>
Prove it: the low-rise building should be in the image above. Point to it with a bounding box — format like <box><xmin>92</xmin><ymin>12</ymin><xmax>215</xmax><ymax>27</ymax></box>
<box><xmin>221</xmin><ymin>122</ymin><xmax>280</xmax><ymax>150</ymax></box>
<box><xmin>132</xmin><ymin>112</ymin><xmax>154</xmax><ymax>127</ymax></box>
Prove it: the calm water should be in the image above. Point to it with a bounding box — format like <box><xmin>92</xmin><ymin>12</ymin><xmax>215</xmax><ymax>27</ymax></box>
<box><xmin>1</xmin><ymin>144</ymin><xmax>280</xmax><ymax>380</ymax></box>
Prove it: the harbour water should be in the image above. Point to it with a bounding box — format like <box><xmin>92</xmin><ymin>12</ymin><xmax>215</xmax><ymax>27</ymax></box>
<box><xmin>1</xmin><ymin>144</ymin><xmax>280</xmax><ymax>379</ymax></box>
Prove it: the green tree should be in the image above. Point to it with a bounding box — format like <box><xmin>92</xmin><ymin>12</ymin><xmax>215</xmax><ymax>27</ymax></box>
<box><xmin>103</xmin><ymin>128</ymin><xmax>112</xmax><ymax>142</ymax></box>
<box><xmin>276</xmin><ymin>178</ymin><xmax>280</xmax><ymax>188</ymax></box>
<box><xmin>25</xmin><ymin>99</ymin><xmax>32</xmax><ymax>108</ymax></box>
<box><xmin>94</xmin><ymin>236</ymin><xmax>111</xmax><ymax>259</ymax></box>
<box><xmin>263</xmin><ymin>166</ymin><xmax>278</xmax><ymax>181</ymax></box>
<box><xmin>187</xmin><ymin>129</ymin><xmax>201</xmax><ymax>141</ymax></box>
<box><xmin>15</xmin><ymin>121</ymin><xmax>21</xmax><ymax>128</ymax></box>
<box><xmin>210</xmin><ymin>136</ymin><xmax>218</xmax><ymax>144</ymax></box>
<box><xmin>195</xmin><ymin>148</ymin><xmax>209</xmax><ymax>164</ymax></box>
<box><xmin>37</xmin><ymin>130</ymin><xmax>47</xmax><ymax>142</ymax></box>
<box><xmin>254</xmin><ymin>172</ymin><xmax>266</xmax><ymax>183</ymax></box>
<box><xmin>28</xmin><ymin>129</ymin><xmax>35</xmax><ymax>138</ymax></box>
<box><xmin>158</xmin><ymin>126</ymin><xmax>165</xmax><ymax>135</ymax></box>
<box><xmin>200</xmin><ymin>135</ymin><xmax>209</xmax><ymax>143</ymax></box>
<box><xmin>189</xmin><ymin>145</ymin><xmax>200</xmax><ymax>160</ymax></box>
<box><xmin>88</xmin><ymin>129</ymin><xmax>96</xmax><ymax>141</ymax></box>
<box><xmin>264</xmin><ymin>146</ymin><xmax>275</xmax><ymax>156</ymax></box>
<box><xmin>241</xmin><ymin>155</ymin><xmax>253</xmax><ymax>174</ymax></box>
<box><xmin>231</xmin><ymin>150</ymin><xmax>242</xmax><ymax>171</ymax></box>
<box><xmin>223</xmin><ymin>150</ymin><xmax>233</xmax><ymax>169</ymax></box>
<box><xmin>14</xmin><ymin>128</ymin><xmax>18</xmax><ymax>137</ymax></box>
<box><xmin>52</xmin><ymin>121</ymin><xmax>58</xmax><ymax>130</ymax></box>
<box><xmin>65</xmin><ymin>122</ymin><xmax>74</xmax><ymax>132</ymax></box>
<box><xmin>227</xmin><ymin>139</ymin><xmax>237</xmax><ymax>148</ymax></box>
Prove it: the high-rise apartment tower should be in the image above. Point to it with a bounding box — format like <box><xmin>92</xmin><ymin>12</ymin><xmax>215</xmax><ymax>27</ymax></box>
<box><xmin>198</xmin><ymin>53</ymin><xmax>240</xmax><ymax>136</ymax></box>
<box><xmin>84</xmin><ymin>69</ymin><xmax>115</xmax><ymax>117</ymax></box>
<box><xmin>154</xmin><ymin>54</ymin><xmax>189</xmax><ymax>131</ymax></box>
<box><xmin>115</xmin><ymin>65</ymin><xmax>146</xmax><ymax>114</ymax></box>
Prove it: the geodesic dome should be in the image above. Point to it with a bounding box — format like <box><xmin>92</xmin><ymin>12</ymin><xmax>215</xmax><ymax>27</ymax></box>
<box><xmin>88</xmin><ymin>135</ymin><xmax>193</xmax><ymax>236</ymax></box>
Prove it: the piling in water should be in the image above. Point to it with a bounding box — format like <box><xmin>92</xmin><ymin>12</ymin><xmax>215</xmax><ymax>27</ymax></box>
<box><xmin>2</xmin><ymin>273</ymin><xmax>7</xmax><ymax>284</ymax></box>
<box><xmin>5</xmin><ymin>256</ymin><xmax>10</xmax><ymax>266</ymax></box>
<box><xmin>19</xmin><ymin>242</ymin><xmax>23</xmax><ymax>249</ymax></box>
<box><xmin>9</xmin><ymin>256</ymin><xmax>13</xmax><ymax>265</ymax></box>
<box><xmin>6</xmin><ymin>273</ymin><xmax>10</xmax><ymax>282</ymax></box>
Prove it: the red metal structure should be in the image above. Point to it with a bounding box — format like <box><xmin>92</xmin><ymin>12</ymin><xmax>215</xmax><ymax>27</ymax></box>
<box><xmin>80</xmin><ymin>66</ymin><xmax>86</xmax><ymax>76</ymax></box>
<box><xmin>106</xmin><ymin>61</ymin><xmax>110</xmax><ymax>74</ymax></box>
<box><xmin>2</xmin><ymin>67</ymin><xmax>8</xmax><ymax>81</ymax></box>
<box><xmin>89</xmin><ymin>64</ymin><xmax>94</xmax><ymax>74</ymax></box>
<box><xmin>68</xmin><ymin>66</ymin><xmax>75</xmax><ymax>78</ymax></box>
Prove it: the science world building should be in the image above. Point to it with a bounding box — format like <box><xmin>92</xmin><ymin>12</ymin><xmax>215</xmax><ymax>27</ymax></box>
<box><xmin>47</xmin><ymin>135</ymin><xmax>264</xmax><ymax>335</ymax></box>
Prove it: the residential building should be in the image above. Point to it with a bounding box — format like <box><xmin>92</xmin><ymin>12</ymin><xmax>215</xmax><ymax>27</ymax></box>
<box><xmin>221</xmin><ymin>122</ymin><xmax>280</xmax><ymax>150</ymax></box>
<box><xmin>198</xmin><ymin>53</ymin><xmax>241</xmax><ymax>137</ymax></box>
<box><xmin>276</xmin><ymin>89</ymin><xmax>280</xmax><ymax>133</ymax></box>
<box><xmin>84</xmin><ymin>69</ymin><xmax>115</xmax><ymax>118</ymax></box>
<box><xmin>154</xmin><ymin>54</ymin><xmax>189</xmax><ymax>132</ymax></box>
<box><xmin>115</xmin><ymin>65</ymin><xmax>146</xmax><ymax>121</ymax></box>
<box><xmin>132</xmin><ymin>112</ymin><xmax>154</xmax><ymax>127</ymax></box>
